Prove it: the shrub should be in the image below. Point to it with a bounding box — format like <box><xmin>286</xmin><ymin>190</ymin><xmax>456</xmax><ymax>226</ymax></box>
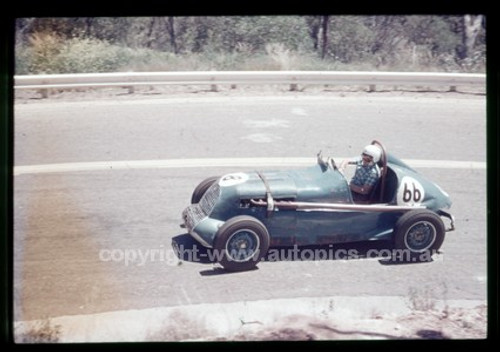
<box><xmin>54</xmin><ymin>38</ymin><xmax>129</xmax><ymax>73</ymax></box>
<box><xmin>16</xmin><ymin>34</ymin><xmax>142</xmax><ymax>74</ymax></box>
<box><xmin>15</xmin><ymin>29</ymin><xmax>485</xmax><ymax>75</ymax></box>
<box><xmin>16</xmin><ymin>319</ymin><xmax>61</xmax><ymax>343</ymax></box>
<box><xmin>16</xmin><ymin>32</ymin><xmax>64</xmax><ymax>74</ymax></box>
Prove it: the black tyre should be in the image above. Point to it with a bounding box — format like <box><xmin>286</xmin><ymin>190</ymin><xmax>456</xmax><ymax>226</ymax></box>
<box><xmin>214</xmin><ymin>216</ymin><xmax>270</xmax><ymax>272</ymax></box>
<box><xmin>191</xmin><ymin>176</ymin><xmax>219</xmax><ymax>204</ymax></box>
<box><xmin>394</xmin><ymin>209</ymin><xmax>445</xmax><ymax>262</ymax></box>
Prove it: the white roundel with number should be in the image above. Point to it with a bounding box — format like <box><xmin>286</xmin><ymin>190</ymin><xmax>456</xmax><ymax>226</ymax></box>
<box><xmin>397</xmin><ymin>176</ymin><xmax>425</xmax><ymax>206</ymax></box>
<box><xmin>219</xmin><ymin>173</ymin><xmax>249</xmax><ymax>187</ymax></box>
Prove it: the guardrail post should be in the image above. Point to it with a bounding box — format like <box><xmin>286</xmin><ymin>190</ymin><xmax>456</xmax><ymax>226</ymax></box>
<box><xmin>39</xmin><ymin>89</ymin><xmax>49</xmax><ymax>99</ymax></box>
<box><xmin>209</xmin><ymin>70</ymin><xmax>218</xmax><ymax>92</ymax></box>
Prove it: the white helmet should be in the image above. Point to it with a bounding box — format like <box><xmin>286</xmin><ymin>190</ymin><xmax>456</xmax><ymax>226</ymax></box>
<box><xmin>362</xmin><ymin>145</ymin><xmax>382</xmax><ymax>163</ymax></box>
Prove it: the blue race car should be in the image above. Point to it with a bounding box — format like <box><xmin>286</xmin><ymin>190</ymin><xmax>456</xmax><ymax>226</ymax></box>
<box><xmin>181</xmin><ymin>141</ymin><xmax>455</xmax><ymax>271</ymax></box>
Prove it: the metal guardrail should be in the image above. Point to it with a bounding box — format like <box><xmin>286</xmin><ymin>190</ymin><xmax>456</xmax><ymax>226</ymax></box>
<box><xmin>14</xmin><ymin>71</ymin><xmax>485</xmax><ymax>96</ymax></box>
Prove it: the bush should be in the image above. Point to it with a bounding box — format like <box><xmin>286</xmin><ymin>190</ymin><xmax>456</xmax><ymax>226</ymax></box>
<box><xmin>16</xmin><ymin>33</ymin><xmax>63</xmax><ymax>74</ymax></box>
<box><xmin>327</xmin><ymin>17</ymin><xmax>375</xmax><ymax>63</ymax></box>
<box><xmin>16</xmin><ymin>34</ymin><xmax>150</xmax><ymax>74</ymax></box>
<box><xmin>54</xmin><ymin>38</ymin><xmax>129</xmax><ymax>73</ymax></box>
<box><xmin>15</xmin><ymin>29</ymin><xmax>485</xmax><ymax>75</ymax></box>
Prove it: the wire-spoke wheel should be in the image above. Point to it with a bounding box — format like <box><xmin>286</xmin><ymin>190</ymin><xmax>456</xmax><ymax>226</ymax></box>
<box><xmin>394</xmin><ymin>209</ymin><xmax>445</xmax><ymax>262</ymax></box>
<box><xmin>214</xmin><ymin>216</ymin><xmax>270</xmax><ymax>272</ymax></box>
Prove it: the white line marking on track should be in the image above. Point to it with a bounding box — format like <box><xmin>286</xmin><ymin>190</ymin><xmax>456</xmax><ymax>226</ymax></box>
<box><xmin>13</xmin><ymin>158</ymin><xmax>486</xmax><ymax>176</ymax></box>
<box><xmin>243</xmin><ymin>118</ymin><xmax>290</xmax><ymax>128</ymax></box>
<box><xmin>241</xmin><ymin>133</ymin><xmax>283</xmax><ymax>143</ymax></box>
<box><xmin>291</xmin><ymin>107</ymin><xmax>308</xmax><ymax>116</ymax></box>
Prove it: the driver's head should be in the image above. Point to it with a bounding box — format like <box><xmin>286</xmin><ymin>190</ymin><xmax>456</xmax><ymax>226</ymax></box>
<box><xmin>362</xmin><ymin>145</ymin><xmax>382</xmax><ymax>163</ymax></box>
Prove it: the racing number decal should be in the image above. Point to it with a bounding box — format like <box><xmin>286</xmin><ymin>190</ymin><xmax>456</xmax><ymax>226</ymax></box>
<box><xmin>219</xmin><ymin>173</ymin><xmax>249</xmax><ymax>187</ymax></box>
<box><xmin>397</xmin><ymin>176</ymin><xmax>425</xmax><ymax>205</ymax></box>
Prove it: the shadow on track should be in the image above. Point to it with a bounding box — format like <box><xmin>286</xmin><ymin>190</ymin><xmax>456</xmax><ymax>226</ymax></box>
<box><xmin>172</xmin><ymin>233</ymin><xmax>439</xmax><ymax>275</ymax></box>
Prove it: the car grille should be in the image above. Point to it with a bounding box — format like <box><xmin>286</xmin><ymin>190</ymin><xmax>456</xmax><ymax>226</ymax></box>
<box><xmin>184</xmin><ymin>204</ymin><xmax>205</xmax><ymax>230</ymax></box>
<box><xmin>199</xmin><ymin>183</ymin><xmax>220</xmax><ymax>215</ymax></box>
<box><xmin>184</xmin><ymin>183</ymin><xmax>220</xmax><ymax>230</ymax></box>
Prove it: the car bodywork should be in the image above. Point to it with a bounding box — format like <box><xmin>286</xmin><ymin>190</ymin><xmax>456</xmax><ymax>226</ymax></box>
<box><xmin>181</xmin><ymin>145</ymin><xmax>454</xmax><ymax>271</ymax></box>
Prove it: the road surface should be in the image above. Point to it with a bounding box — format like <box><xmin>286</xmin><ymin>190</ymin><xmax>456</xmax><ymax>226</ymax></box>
<box><xmin>13</xmin><ymin>91</ymin><xmax>487</xmax><ymax>331</ymax></box>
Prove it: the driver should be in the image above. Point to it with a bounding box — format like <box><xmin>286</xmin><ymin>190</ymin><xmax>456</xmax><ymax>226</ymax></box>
<box><xmin>339</xmin><ymin>145</ymin><xmax>381</xmax><ymax>203</ymax></box>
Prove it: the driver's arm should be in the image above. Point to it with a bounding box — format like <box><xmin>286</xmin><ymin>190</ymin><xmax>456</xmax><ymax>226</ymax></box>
<box><xmin>339</xmin><ymin>158</ymin><xmax>357</xmax><ymax>170</ymax></box>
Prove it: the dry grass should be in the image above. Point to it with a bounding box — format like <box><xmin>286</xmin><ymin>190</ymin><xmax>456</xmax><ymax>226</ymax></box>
<box><xmin>16</xmin><ymin>318</ymin><xmax>61</xmax><ymax>343</ymax></box>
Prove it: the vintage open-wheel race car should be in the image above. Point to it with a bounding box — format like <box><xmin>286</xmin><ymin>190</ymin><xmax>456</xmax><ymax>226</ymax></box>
<box><xmin>180</xmin><ymin>141</ymin><xmax>455</xmax><ymax>272</ymax></box>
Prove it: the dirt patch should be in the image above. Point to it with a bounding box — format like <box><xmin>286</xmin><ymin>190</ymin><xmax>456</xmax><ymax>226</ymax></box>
<box><xmin>15</xmin><ymin>297</ymin><xmax>487</xmax><ymax>343</ymax></box>
<box><xmin>212</xmin><ymin>305</ymin><xmax>487</xmax><ymax>341</ymax></box>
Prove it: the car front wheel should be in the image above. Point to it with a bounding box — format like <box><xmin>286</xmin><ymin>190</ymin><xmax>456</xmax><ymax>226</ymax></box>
<box><xmin>394</xmin><ymin>209</ymin><xmax>445</xmax><ymax>262</ymax></box>
<box><xmin>214</xmin><ymin>216</ymin><xmax>270</xmax><ymax>272</ymax></box>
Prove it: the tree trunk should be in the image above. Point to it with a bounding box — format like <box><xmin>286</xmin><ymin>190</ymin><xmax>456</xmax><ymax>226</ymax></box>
<box><xmin>463</xmin><ymin>15</ymin><xmax>483</xmax><ymax>59</ymax></box>
<box><xmin>166</xmin><ymin>17</ymin><xmax>178</xmax><ymax>54</ymax></box>
<box><xmin>321</xmin><ymin>15</ymin><xmax>329</xmax><ymax>59</ymax></box>
<box><xmin>308</xmin><ymin>17</ymin><xmax>320</xmax><ymax>51</ymax></box>
<box><xmin>84</xmin><ymin>18</ymin><xmax>94</xmax><ymax>38</ymax></box>
<box><xmin>145</xmin><ymin>17</ymin><xmax>156</xmax><ymax>49</ymax></box>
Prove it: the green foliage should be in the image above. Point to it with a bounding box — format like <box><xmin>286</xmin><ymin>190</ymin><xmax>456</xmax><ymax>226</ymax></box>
<box><xmin>403</xmin><ymin>16</ymin><xmax>460</xmax><ymax>54</ymax></box>
<box><xmin>55</xmin><ymin>38</ymin><xmax>129</xmax><ymax>73</ymax></box>
<box><xmin>15</xmin><ymin>34</ymin><xmax>123</xmax><ymax>74</ymax></box>
<box><xmin>327</xmin><ymin>16</ymin><xmax>375</xmax><ymax>63</ymax></box>
<box><xmin>15</xmin><ymin>16</ymin><xmax>486</xmax><ymax>75</ymax></box>
<box><xmin>16</xmin><ymin>33</ymin><xmax>63</xmax><ymax>74</ymax></box>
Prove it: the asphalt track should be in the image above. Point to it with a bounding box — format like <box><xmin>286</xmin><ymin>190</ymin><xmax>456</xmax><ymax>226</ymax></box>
<box><xmin>13</xmin><ymin>92</ymin><xmax>487</xmax><ymax>328</ymax></box>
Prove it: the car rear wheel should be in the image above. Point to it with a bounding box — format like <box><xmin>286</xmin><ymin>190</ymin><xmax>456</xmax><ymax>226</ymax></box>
<box><xmin>394</xmin><ymin>209</ymin><xmax>445</xmax><ymax>262</ymax></box>
<box><xmin>191</xmin><ymin>176</ymin><xmax>219</xmax><ymax>204</ymax></box>
<box><xmin>214</xmin><ymin>216</ymin><xmax>270</xmax><ymax>272</ymax></box>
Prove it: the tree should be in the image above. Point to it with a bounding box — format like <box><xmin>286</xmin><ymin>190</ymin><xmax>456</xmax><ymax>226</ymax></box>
<box><xmin>462</xmin><ymin>15</ymin><xmax>483</xmax><ymax>60</ymax></box>
<box><xmin>305</xmin><ymin>16</ymin><xmax>330</xmax><ymax>59</ymax></box>
<box><xmin>321</xmin><ymin>15</ymin><xmax>329</xmax><ymax>59</ymax></box>
<box><xmin>165</xmin><ymin>17</ymin><xmax>178</xmax><ymax>54</ymax></box>
<box><xmin>305</xmin><ymin>16</ymin><xmax>320</xmax><ymax>51</ymax></box>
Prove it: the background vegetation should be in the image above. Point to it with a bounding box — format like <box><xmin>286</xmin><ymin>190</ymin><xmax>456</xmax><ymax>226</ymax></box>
<box><xmin>15</xmin><ymin>16</ymin><xmax>486</xmax><ymax>75</ymax></box>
